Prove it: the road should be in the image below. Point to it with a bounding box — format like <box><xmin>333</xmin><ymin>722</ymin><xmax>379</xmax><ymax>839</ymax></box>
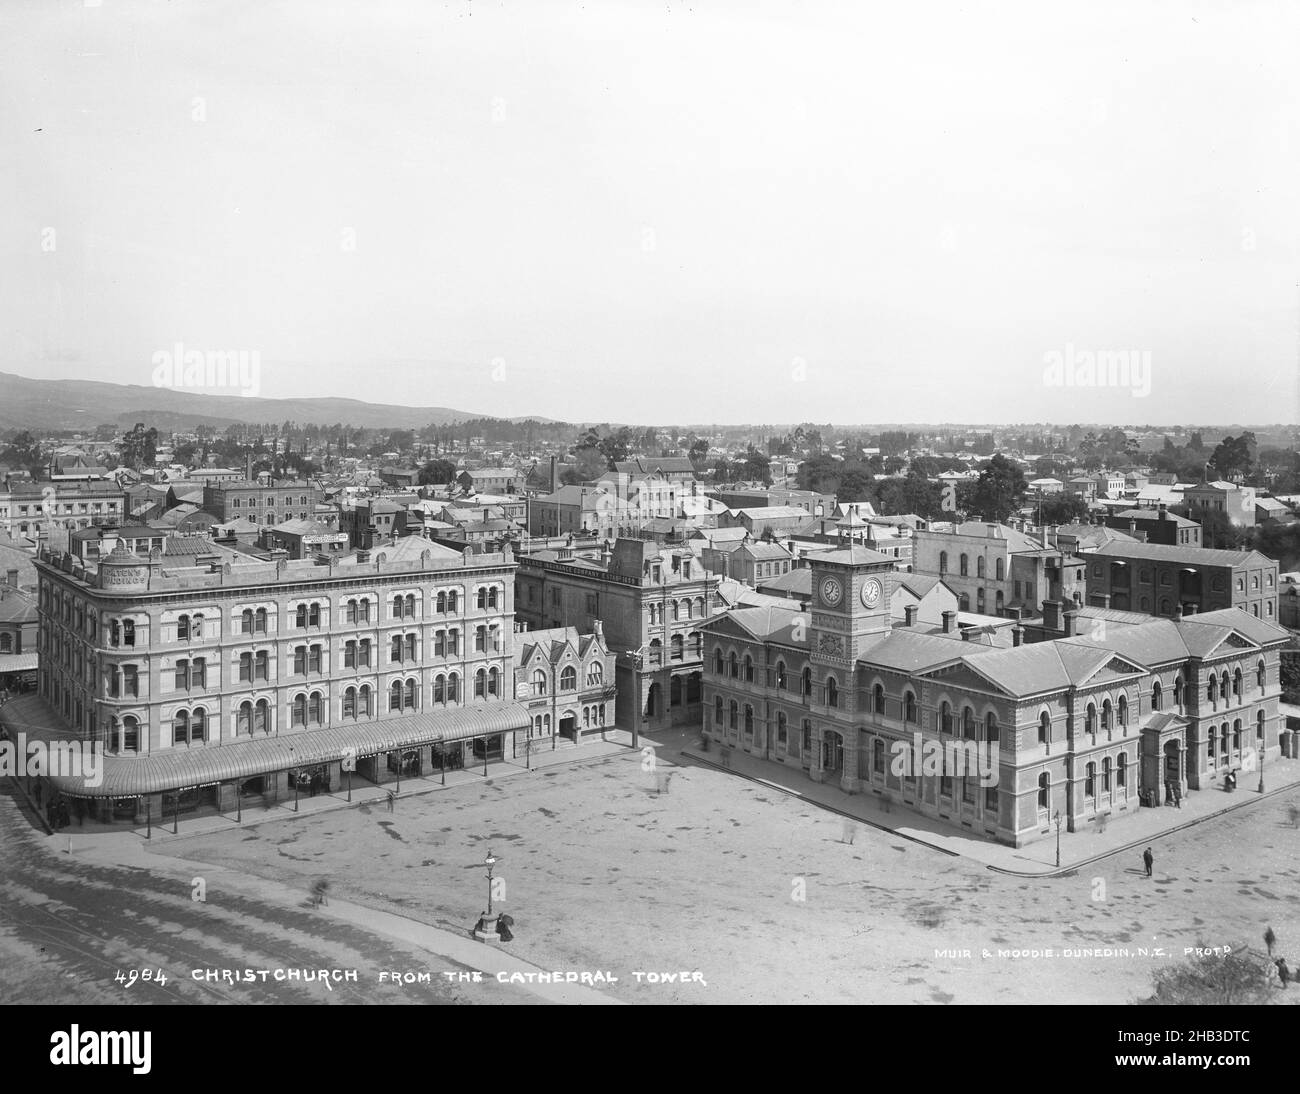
<box><xmin>0</xmin><ymin>782</ymin><xmax>524</xmax><ymax>1004</ymax></box>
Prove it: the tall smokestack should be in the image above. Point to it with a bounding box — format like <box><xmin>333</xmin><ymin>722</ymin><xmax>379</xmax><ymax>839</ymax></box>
<box><xmin>550</xmin><ymin>456</ymin><xmax>558</xmax><ymax>493</ymax></box>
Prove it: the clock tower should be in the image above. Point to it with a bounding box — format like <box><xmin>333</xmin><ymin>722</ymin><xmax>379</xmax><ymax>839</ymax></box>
<box><xmin>808</xmin><ymin>546</ymin><xmax>895</xmax><ymax>667</ymax></box>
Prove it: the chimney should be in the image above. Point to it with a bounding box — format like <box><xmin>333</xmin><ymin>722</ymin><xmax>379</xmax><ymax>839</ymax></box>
<box><xmin>1173</xmin><ymin>603</ymin><xmax>1183</xmax><ymax>621</ymax></box>
<box><xmin>1128</xmin><ymin>518</ymin><xmax>1137</xmax><ymax>536</ymax></box>
<box><xmin>1012</xmin><ymin>624</ymin><xmax>1023</xmax><ymax>647</ymax></box>
<box><xmin>904</xmin><ymin>604</ymin><xmax>917</xmax><ymax>627</ymax></box>
<box><xmin>961</xmin><ymin>627</ymin><xmax>972</xmax><ymax>641</ymax></box>
<box><xmin>1063</xmin><ymin>610</ymin><xmax>1078</xmax><ymax>637</ymax></box>
<box><xmin>593</xmin><ymin>619</ymin><xmax>604</xmax><ymax>641</ymax></box>
<box><xmin>941</xmin><ymin>609</ymin><xmax>956</xmax><ymax>634</ymax></box>
<box><xmin>246</xmin><ymin>451</ymin><xmax>252</xmax><ymax>482</ymax></box>
<box><xmin>1184</xmin><ymin>602</ymin><xmax>1196</xmax><ymax>616</ymax></box>
<box><xmin>1043</xmin><ymin>599</ymin><xmax>1060</xmax><ymax>632</ymax></box>
<box><xmin>1158</xmin><ymin>503</ymin><xmax>1169</xmax><ymax>520</ymax></box>
<box><xmin>550</xmin><ymin>456</ymin><xmax>558</xmax><ymax>493</ymax></box>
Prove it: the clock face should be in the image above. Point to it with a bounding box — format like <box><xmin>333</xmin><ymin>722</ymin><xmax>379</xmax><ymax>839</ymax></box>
<box><xmin>861</xmin><ymin>578</ymin><xmax>882</xmax><ymax>608</ymax></box>
<box><xmin>820</xmin><ymin>576</ymin><xmax>844</xmax><ymax>606</ymax></box>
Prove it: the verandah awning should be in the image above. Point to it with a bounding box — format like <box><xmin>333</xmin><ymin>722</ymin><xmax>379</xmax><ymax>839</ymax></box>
<box><xmin>0</xmin><ymin>696</ymin><xmax>532</xmax><ymax>797</ymax></box>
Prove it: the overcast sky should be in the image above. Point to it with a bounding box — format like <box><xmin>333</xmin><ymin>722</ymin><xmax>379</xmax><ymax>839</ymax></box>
<box><xmin>1</xmin><ymin>0</ymin><xmax>1296</xmax><ymax>425</ymax></box>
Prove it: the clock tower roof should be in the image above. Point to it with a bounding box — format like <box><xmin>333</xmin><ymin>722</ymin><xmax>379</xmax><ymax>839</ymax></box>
<box><xmin>808</xmin><ymin>545</ymin><xmax>893</xmax><ymax>568</ymax></box>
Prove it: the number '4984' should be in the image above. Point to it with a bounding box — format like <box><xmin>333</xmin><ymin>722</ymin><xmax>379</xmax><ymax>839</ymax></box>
<box><xmin>115</xmin><ymin>968</ymin><xmax>168</xmax><ymax>987</ymax></box>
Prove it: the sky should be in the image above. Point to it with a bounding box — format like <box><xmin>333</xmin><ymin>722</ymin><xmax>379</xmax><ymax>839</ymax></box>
<box><xmin>1</xmin><ymin>0</ymin><xmax>1297</xmax><ymax>426</ymax></box>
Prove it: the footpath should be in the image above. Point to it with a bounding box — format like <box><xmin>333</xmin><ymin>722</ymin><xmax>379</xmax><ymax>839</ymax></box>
<box><xmin>674</xmin><ymin>739</ymin><xmax>1300</xmax><ymax>877</ymax></box>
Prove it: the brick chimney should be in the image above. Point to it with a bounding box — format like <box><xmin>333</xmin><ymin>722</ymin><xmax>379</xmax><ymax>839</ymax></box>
<box><xmin>1043</xmin><ymin>600</ymin><xmax>1060</xmax><ymax>632</ymax></box>
<box><xmin>904</xmin><ymin>604</ymin><xmax>917</xmax><ymax>627</ymax></box>
<box><xmin>941</xmin><ymin>610</ymin><xmax>956</xmax><ymax>634</ymax></box>
<box><xmin>1012</xmin><ymin>624</ymin><xmax>1023</xmax><ymax>647</ymax></box>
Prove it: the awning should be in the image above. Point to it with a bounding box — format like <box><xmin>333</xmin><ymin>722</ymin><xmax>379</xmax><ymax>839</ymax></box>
<box><xmin>0</xmin><ymin>696</ymin><xmax>532</xmax><ymax>797</ymax></box>
<box><xmin>0</xmin><ymin>653</ymin><xmax>38</xmax><ymax>673</ymax></box>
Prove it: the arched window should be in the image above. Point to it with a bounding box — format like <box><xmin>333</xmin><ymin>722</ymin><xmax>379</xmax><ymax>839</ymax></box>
<box><xmin>776</xmin><ymin>661</ymin><xmax>787</xmax><ymax>690</ymax></box>
<box><xmin>1151</xmin><ymin>681</ymin><xmax>1162</xmax><ymax>711</ymax></box>
<box><xmin>728</xmin><ymin>700</ymin><xmax>738</xmax><ymax>731</ymax></box>
<box><xmin>238</xmin><ymin>701</ymin><xmax>252</xmax><ymax>735</ymax></box>
<box><xmin>962</xmin><ymin>706</ymin><xmax>976</xmax><ymax>739</ymax></box>
<box><xmin>714</xmin><ymin>695</ymin><xmax>723</xmax><ymax>728</ymax></box>
<box><xmin>343</xmin><ymin>687</ymin><xmax>357</xmax><ymax>719</ymax></box>
<box><xmin>940</xmin><ymin>701</ymin><xmax>953</xmax><ymax>734</ymax></box>
<box><xmin>873</xmin><ymin>683</ymin><xmax>885</xmax><ymax>715</ymax></box>
<box><xmin>447</xmin><ymin>590</ymin><xmax>458</xmax><ymax>612</ymax></box>
<box><xmin>561</xmin><ymin>666</ymin><xmax>576</xmax><ymax>690</ymax></box>
<box><xmin>476</xmin><ymin>587</ymin><xmax>488</xmax><ymax>610</ymax></box>
<box><xmin>1207</xmin><ymin>674</ymin><xmax>1216</xmax><ymax>703</ymax></box>
<box><xmin>802</xmin><ymin>667</ymin><xmax>812</xmax><ymax>696</ymax></box>
<box><xmin>985</xmin><ymin>712</ymin><xmax>999</xmax><ymax>743</ymax></box>
<box><xmin>826</xmin><ymin>676</ymin><xmax>838</xmax><ymax>707</ymax></box>
<box><xmin>488</xmin><ymin>667</ymin><xmax>500</xmax><ymax>697</ymax></box>
<box><xmin>308</xmin><ymin>692</ymin><xmax>323</xmax><ymax>724</ymax></box>
<box><xmin>995</xmin><ymin>558</ymin><xmax>1004</xmax><ymax>581</ymax></box>
<box><xmin>744</xmin><ymin>706</ymin><xmax>754</xmax><ymax>736</ymax></box>
<box><xmin>729</xmin><ymin>652</ymin><xmax>739</xmax><ymax>678</ymax></box>
<box><xmin>1258</xmin><ymin>659</ymin><xmax>1267</xmax><ymax>691</ymax></box>
<box><xmin>255</xmin><ymin>698</ymin><xmax>270</xmax><ymax>732</ymax></box>
<box><xmin>405</xmin><ymin>678</ymin><xmax>418</xmax><ymax>708</ymax></box>
<box><xmin>294</xmin><ymin>693</ymin><xmax>309</xmax><ymax>725</ymax></box>
<box><xmin>1038</xmin><ymin>711</ymin><xmax>1050</xmax><ymax>744</ymax></box>
<box><xmin>939</xmin><ymin>551</ymin><xmax>948</xmax><ymax>574</ymax></box>
<box><xmin>1085</xmin><ymin>703</ymin><xmax>1097</xmax><ymax>734</ymax></box>
<box><xmin>1233</xmin><ymin>668</ymin><xmax>1243</xmax><ymax>700</ymax></box>
<box><xmin>1102</xmin><ymin>756</ymin><xmax>1111</xmax><ymax>792</ymax></box>
<box><xmin>1084</xmin><ymin>762</ymin><xmax>1095</xmax><ymax>798</ymax></box>
<box><xmin>587</xmin><ymin>662</ymin><xmax>603</xmax><ymax>686</ymax></box>
<box><xmin>1117</xmin><ymin>753</ymin><xmax>1127</xmax><ymax>787</ymax></box>
<box><xmin>671</xmin><ymin>634</ymin><xmax>684</xmax><ymax>661</ymax></box>
<box><xmin>776</xmin><ymin>711</ymin><xmax>787</xmax><ymax>746</ymax></box>
<box><xmin>714</xmin><ymin>648</ymin><xmax>724</xmax><ymax>675</ymax></box>
<box><xmin>172</xmin><ymin>710</ymin><xmax>189</xmax><ymax>744</ymax></box>
<box><xmin>976</xmin><ymin>557</ymin><xmax>986</xmax><ymax>579</ymax></box>
<box><xmin>960</xmin><ymin>554</ymin><xmax>969</xmax><ymax>577</ymax></box>
<box><xmin>1037</xmin><ymin>772</ymin><xmax>1050</xmax><ymax>809</ymax></box>
<box><xmin>389</xmin><ymin>680</ymin><xmax>402</xmax><ymax>711</ymax></box>
<box><xmin>1173</xmin><ymin>675</ymin><xmax>1183</xmax><ymax>708</ymax></box>
<box><xmin>446</xmin><ymin>674</ymin><xmax>459</xmax><ymax>702</ymax></box>
<box><xmin>437</xmin><ymin>591</ymin><xmax>447</xmax><ymax>613</ymax></box>
<box><xmin>743</xmin><ymin>655</ymin><xmax>754</xmax><ymax>682</ymax></box>
<box><xmin>1220</xmin><ymin>674</ymin><xmax>1229</xmax><ymax>701</ymax></box>
<box><xmin>671</xmin><ymin>601</ymin><xmax>680</xmax><ymax>621</ymax></box>
<box><xmin>1101</xmin><ymin>699</ymin><xmax>1112</xmax><ymax>732</ymax></box>
<box><xmin>1118</xmin><ymin>695</ymin><xmax>1128</xmax><ymax>727</ymax></box>
<box><xmin>475</xmin><ymin>668</ymin><xmax>487</xmax><ymax>698</ymax></box>
<box><xmin>533</xmin><ymin>669</ymin><xmax>548</xmax><ymax>695</ymax></box>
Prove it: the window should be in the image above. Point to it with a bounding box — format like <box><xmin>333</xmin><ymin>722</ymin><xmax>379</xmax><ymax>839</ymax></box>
<box><xmin>995</xmin><ymin>558</ymin><xmax>1004</xmax><ymax>581</ymax></box>
<box><xmin>775</xmin><ymin>661</ymin><xmax>787</xmax><ymax>690</ymax></box>
<box><xmin>985</xmin><ymin>712</ymin><xmax>999</xmax><ymax>744</ymax></box>
<box><xmin>1038</xmin><ymin>772</ymin><xmax>1050</xmax><ymax>809</ymax></box>
<box><xmin>904</xmin><ymin>691</ymin><xmax>917</xmax><ymax>724</ymax></box>
<box><xmin>1118</xmin><ymin>695</ymin><xmax>1128</xmax><ymax>727</ymax></box>
<box><xmin>939</xmin><ymin>701</ymin><xmax>953</xmax><ymax>734</ymax></box>
<box><xmin>939</xmin><ymin>551</ymin><xmax>948</xmax><ymax>574</ymax></box>
<box><xmin>744</xmin><ymin>655</ymin><xmax>754</xmax><ymax>683</ymax></box>
<box><xmin>1039</xmin><ymin>711</ymin><xmax>1050</xmax><ymax>744</ymax></box>
<box><xmin>713</xmin><ymin>695</ymin><xmax>723</xmax><ymax>729</ymax></box>
<box><xmin>729</xmin><ymin>652</ymin><xmax>739</xmax><ymax>679</ymax></box>
<box><xmin>977</xmin><ymin>557</ymin><xmax>986</xmax><ymax>579</ymax></box>
<box><xmin>728</xmin><ymin>700</ymin><xmax>738</xmax><ymax>731</ymax></box>
<box><xmin>587</xmin><ymin>662</ymin><xmax>603</xmax><ymax>686</ymax></box>
<box><xmin>1151</xmin><ymin>681</ymin><xmax>1162</xmax><ymax>711</ymax></box>
<box><xmin>475</xmin><ymin>668</ymin><xmax>486</xmax><ymax>699</ymax></box>
<box><xmin>560</xmin><ymin>666</ymin><xmax>576</xmax><ymax>691</ymax></box>
<box><xmin>743</xmin><ymin>706</ymin><xmax>754</xmax><ymax>737</ymax></box>
<box><xmin>1258</xmin><ymin>660</ymin><xmax>1267</xmax><ymax>691</ymax></box>
<box><xmin>826</xmin><ymin>676</ymin><xmax>838</xmax><ymax>708</ymax></box>
<box><xmin>873</xmin><ymin>683</ymin><xmax>885</xmax><ymax>715</ymax></box>
<box><xmin>533</xmin><ymin>669</ymin><xmax>548</xmax><ymax>696</ymax></box>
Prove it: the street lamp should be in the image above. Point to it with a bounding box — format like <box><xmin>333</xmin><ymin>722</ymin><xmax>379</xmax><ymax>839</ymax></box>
<box><xmin>1259</xmin><ymin>735</ymin><xmax>1266</xmax><ymax>794</ymax></box>
<box><xmin>484</xmin><ymin>850</ymin><xmax>498</xmax><ymax>915</ymax></box>
<box><xmin>1053</xmin><ymin>810</ymin><xmax>1062</xmax><ymax>868</ymax></box>
<box><xmin>289</xmin><ymin>746</ymin><xmax>299</xmax><ymax>813</ymax></box>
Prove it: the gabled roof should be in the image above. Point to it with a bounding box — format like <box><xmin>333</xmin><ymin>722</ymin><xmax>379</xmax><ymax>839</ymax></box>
<box><xmin>701</xmin><ymin>605</ymin><xmax>807</xmax><ymax>646</ymax></box>
<box><xmin>806</xmin><ymin>545</ymin><xmax>894</xmax><ymax>567</ymax></box>
<box><xmin>946</xmin><ymin>642</ymin><xmax>1136</xmax><ymax>698</ymax></box>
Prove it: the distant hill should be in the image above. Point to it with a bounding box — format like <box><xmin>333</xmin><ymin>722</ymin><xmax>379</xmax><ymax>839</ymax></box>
<box><xmin>0</xmin><ymin>371</ymin><xmax>508</xmax><ymax>431</ymax></box>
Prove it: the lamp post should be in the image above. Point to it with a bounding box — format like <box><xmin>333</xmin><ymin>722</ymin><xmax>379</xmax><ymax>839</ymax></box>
<box><xmin>1259</xmin><ymin>733</ymin><xmax>1266</xmax><ymax>794</ymax></box>
<box><xmin>484</xmin><ymin>850</ymin><xmax>498</xmax><ymax>915</ymax></box>
<box><xmin>1053</xmin><ymin>810</ymin><xmax>1062</xmax><ymax>868</ymax></box>
<box><xmin>289</xmin><ymin>746</ymin><xmax>299</xmax><ymax>812</ymax></box>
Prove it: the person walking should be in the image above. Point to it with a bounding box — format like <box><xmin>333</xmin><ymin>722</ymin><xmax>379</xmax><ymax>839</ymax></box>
<box><xmin>1277</xmin><ymin>958</ymin><xmax>1290</xmax><ymax>988</ymax></box>
<box><xmin>1143</xmin><ymin>847</ymin><xmax>1154</xmax><ymax>877</ymax></box>
<box><xmin>1265</xmin><ymin>926</ymin><xmax>1277</xmax><ymax>957</ymax></box>
<box><xmin>386</xmin><ymin>790</ymin><xmax>395</xmax><ymax>813</ymax></box>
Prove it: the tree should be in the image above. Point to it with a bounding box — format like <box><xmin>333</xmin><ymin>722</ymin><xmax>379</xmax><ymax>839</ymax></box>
<box><xmin>1209</xmin><ymin>433</ymin><xmax>1257</xmax><ymax>481</ymax></box>
<box><xmin>688</xmin><ymin>438</ymin><xmax>711</xmax><ymax>470</ymax></box>
<box><xmin>121</xmin><ymin>423</ymin><xmax>158</xmax><ymax>471</ymax></box>
<box><xmin>417</xmin><ymin>459</ymin><xmax>457</xmax><ymax>487</ymax></box>
<box><xmin>1036</xmin><ymin>495</ymin><xmax>1091</xmax><ymax>525</ymax></box>
<box><xmin>1143</xmin><ymin>947</ymin><xmax>1273</xmax><ymax>1005</ymax></box>
<box><xmin>968</xmin><ymin>454</ymin><xmax>1026</xmax><ymax>522</ymax></box>
<box><xmin>738</xmin><ymin>446</ymin><xmax>772</xmax><ymax>486</ymax></box>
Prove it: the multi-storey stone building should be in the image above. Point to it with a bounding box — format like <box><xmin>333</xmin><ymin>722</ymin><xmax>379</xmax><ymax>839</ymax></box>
<box><xmin>513</xmin><ymin>623</ymin><xmax>615</xmax><ymax>745</ymax></box>
<box><xmin>515</xmin><ymin>538</ymin><xmax>718</xmax><ymax>733</ymax></box>
<box><xmin>0</xmin><ymin>480</ymin><xmax>125</xmax><ymax>539</ymax></box>
<box><xmin>201</xmin><ymin>480</ymin><xmax>320</xmax><ymax>527</ymax></box>
<box><xmin>1086</xmin><ymin>540</ymin><xmax>1279</xmax><ymax>621</ymax></box>
<box><xmin>21</xmin><ymin>535</ymin><xmax>559</xmax><ymax>823</ymax></box>
<box><xmin>700</xmin><ymin>547</ymin><xmax>1288</xmax><ymax>846</ymax></box>
<box><xmin>913</xmin><ymin>522</ymin><xmax>1086</xmax><ymax>618</ymax></box>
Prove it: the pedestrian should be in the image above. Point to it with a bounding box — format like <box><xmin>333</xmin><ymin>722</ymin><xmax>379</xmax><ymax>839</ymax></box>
<box><xmin>1143</xmin><ymin>847</ymin><xmax>1154</xmax><ymax>878</ymax></box>
<box><xmin>58</xmin><ymin>800</ymin><xmax>69</xmax><ymax>830</ymax></box>
<box><xmin>1277</xmin><ymin>958</ymin><xmax>1290</xmax><ymax>988</ymax></box>
<box><xmin>386</xmin><ymin>790</ymin><xmax>395</xmax><ymax>813</ymax></box>
<box><xmin>1265</xmin><ymin>926</ymin><xmax>1277</xmax><ymax>956</ymax></box>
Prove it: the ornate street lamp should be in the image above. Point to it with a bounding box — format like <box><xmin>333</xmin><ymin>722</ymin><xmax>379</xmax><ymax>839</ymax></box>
<box><xmin>484</xmin><ymin>850</ymin><xmax>498</xmax><ymax>915</ymax></box>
